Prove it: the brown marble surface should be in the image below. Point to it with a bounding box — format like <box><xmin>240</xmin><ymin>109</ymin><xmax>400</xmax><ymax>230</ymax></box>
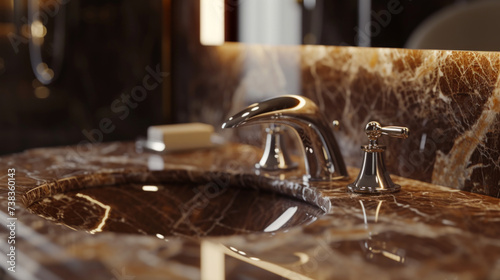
<box><xmin>1</xmin><ymin>142</ymin><xmax>500</xmax><ymax>279</ymax></box>
<box><xmin>25</xmin><ymin>170</ymin><xmax>327</xmax><ymax>238</ymax></box>
<box><xmin>179</xmin><ymin>43</ymin><xmax>500</xmax><ymax>198</ymax></box>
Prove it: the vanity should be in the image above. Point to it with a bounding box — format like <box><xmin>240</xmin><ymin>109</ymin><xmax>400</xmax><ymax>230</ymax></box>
<box><xmin>3</xmin><ymin>33</ymin><xmax>500</xmax><ymax>278</ymax></box>
<box><xmin>1</xmin><ymin>136</ymin><xmax>500</xmax><ymax>279</ymax></box>
<box><xmin>2</xmin><ymin>1</ymin><xmax>500</xmax><ymax>279</ymax></box>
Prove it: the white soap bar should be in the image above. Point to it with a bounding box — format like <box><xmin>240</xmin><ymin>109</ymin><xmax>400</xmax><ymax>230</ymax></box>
<box><xmin>147</xmin><ymin>123</ymin><xmax>214</xmax><ymax>151</ymax></box>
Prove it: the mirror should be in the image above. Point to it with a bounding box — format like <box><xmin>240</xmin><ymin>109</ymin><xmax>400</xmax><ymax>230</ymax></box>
<box><xmin>229</xmin><ymin>0</ymin><xmax>500</xmax><ymax>51</ymax></box>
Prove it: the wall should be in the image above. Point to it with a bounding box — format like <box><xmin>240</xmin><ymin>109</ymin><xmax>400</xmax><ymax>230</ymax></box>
<box><xmin>174</xmin><ymin>38</ymin><xmax>500</xmax><ymax>197</ymax></box>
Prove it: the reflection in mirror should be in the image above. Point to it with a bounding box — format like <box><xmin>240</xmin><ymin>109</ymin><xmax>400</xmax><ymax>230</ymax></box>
<box><xmin>230</xmin><ymin>0</ymin><xmax>500</xmax><ymax>51</ymax></box>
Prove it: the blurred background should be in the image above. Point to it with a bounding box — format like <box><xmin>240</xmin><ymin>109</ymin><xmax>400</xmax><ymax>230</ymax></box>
<box><xmin>0</xmin><ymin>0</ymin><xmax>164</xmax><ymax>155</ymax></box>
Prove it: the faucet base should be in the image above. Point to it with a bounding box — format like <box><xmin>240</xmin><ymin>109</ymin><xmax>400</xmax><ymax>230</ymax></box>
<box><xmin>347</xmin><ymin>183</ymin><xmax>401</xmax><ymax>194</ymax></box>
<box><xmin>221</xmin><ymin>95</ymin><xmax>348</xmax><ymax>181</ymax></box>
<box><xmin>347</xmin><ymin>147</ymin><xmax>401</xmax><ymax>194</ymax></box>
<box><xmin>255</xmin><ymin>125</ymin><xmax>298</xmax><ymax>171</ymax></box>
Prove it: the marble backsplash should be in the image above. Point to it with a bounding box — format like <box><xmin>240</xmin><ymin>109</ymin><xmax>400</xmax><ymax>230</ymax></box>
<box><xmin>176</xmin><ymin>43</ymin><xmax>500</xmax><ymax>198</ymax></box>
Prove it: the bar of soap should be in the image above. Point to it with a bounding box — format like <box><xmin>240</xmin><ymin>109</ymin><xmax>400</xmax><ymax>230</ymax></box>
<box><xmin>147</xmin><ymin>123</ymin><xmax>214</xmax><ymax>151</ymax></box>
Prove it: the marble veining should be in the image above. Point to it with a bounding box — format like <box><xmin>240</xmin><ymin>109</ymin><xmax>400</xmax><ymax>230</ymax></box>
<box><xmin>1</xmin><ymin>142</ymin><xmax>500</xmax><ymax>279</ymax></box>
<box><xmin>24</xmin><ymin>170</ymin><xmax>327</xmax><ymax>237</ymax></box>
<box><xmin>181</xmin><ymin>43</ymin><xmax>500</xmax><ymax>197</ymax></box>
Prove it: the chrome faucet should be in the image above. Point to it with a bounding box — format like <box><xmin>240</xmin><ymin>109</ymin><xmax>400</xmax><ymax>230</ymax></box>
<box><xmin>347</xmin><ymin>121</ymin><xmax>409</xmax><ymax>194</ymax></box>
<box><xmin>222</xmin><ymin>95</ymin><xmax>349</xmax><ymax>181</ymax></box>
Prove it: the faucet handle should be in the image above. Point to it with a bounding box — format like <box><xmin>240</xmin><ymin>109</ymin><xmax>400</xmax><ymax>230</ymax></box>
<box><xmin>347</xmin><ymin>121</ymin><xmax>410</xmax><ymax>194</ymax></box>
<box><xmin>365</xmin><ymin>121</ymin><xmax>409</xmax><ymax>146</ymax></box>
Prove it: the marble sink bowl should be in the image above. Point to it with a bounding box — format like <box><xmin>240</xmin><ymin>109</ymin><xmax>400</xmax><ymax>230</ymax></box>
<box><xmin>22</xmin><ymin>170</ymin><xmax>329</xmax><ymax>238</ymax></box>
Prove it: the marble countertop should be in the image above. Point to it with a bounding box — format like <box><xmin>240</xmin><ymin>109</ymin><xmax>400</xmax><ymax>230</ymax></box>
<box><xmin>1</xmin><ymin>142</ymin><xmax>499</xmax><ymax>279</ymax></box>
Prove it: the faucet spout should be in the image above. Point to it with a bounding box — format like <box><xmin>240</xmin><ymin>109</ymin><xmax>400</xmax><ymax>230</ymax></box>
<box><xmin>222</xmin><ymin>95</ymin><xmax>348</xmax><ymax>181</ymax></box>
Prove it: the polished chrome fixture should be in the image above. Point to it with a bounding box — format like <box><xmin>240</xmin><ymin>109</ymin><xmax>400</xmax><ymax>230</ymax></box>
<box><xmin>348</xmin><ymin>121</ymin><xmax>409</xmax><ymax>194</ymax></box>
<box><xmin>222</xmin><ymin>95</ymin><xmax>348</xmax><ymax>181</ymax></box>
<box><xmin>255</xmin><ymin>124</ymin><xmax>298</xmax><ymax>171</ymax></box>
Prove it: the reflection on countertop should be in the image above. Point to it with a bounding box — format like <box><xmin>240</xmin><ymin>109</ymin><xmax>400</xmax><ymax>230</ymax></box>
<box><xmin>1</xmin><ymin>142</ymin><xmax>500</xmax><ymax>279</ymax></box>
<box><xmin>26</xmin><ymin>173</ymin><xmax>325</xmax><ymax>237</ymax></box>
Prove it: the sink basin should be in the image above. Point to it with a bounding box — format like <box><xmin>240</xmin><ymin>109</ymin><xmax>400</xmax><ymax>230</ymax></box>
<box><xmin>23</xmin><ymin>170</ymin><xmax>329</xmax><ymax>238</ymax></box>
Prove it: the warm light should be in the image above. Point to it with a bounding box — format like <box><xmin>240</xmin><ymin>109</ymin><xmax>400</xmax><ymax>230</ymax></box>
<box><xmin>142</xmin><ymin>185</ymin><xmax>159</xmax><ymax>192</ymax></box>
<box><xmin>34</xmin><ymin>86</ymin><xmax>50</xmax><ymax>99</ymax></box>
<box><xmin>200</xmin><ymin>0</ymin><xmax>224</xmax><ymax>45</ymax></box>
<box><xmin>31</xmin><ymin>20</ymin><xmax>47</xmax><ymax>38</ymax></box>
<box><xmin>156</xmin><ymin>233</ymin><xmax>165</xmax><ymax>239</ymax></box>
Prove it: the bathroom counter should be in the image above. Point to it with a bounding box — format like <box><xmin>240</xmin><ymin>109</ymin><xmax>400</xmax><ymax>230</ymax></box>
<box><xmin>1</xmin><ymin>142</ymin><xmax>499</xmax><ymax>279</ymax></box>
